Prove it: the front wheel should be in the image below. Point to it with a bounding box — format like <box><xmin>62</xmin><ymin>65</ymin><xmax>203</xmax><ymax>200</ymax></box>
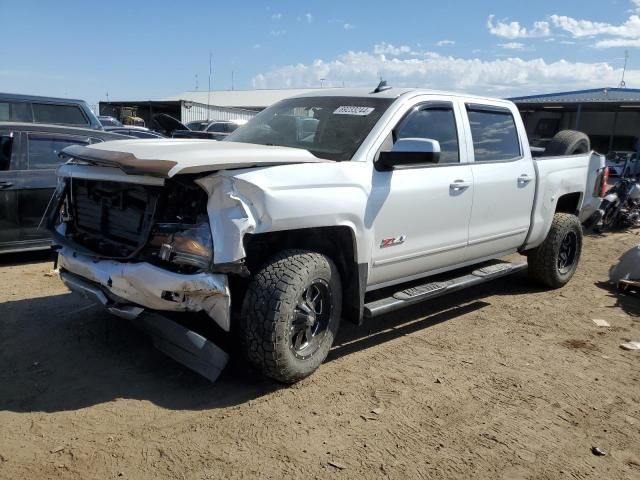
<box><xmin>239</xmin><ymin>250</ymin><xmax>342</xmax><ymax>383</ymax></box>
<box><xmin>527</xmin><ymin>213</ymin><xmax>583</xmax><ymax>288</ymax></box>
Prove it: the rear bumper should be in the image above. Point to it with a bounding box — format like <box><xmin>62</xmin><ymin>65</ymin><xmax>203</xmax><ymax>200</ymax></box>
<box><xmin>57</xmin><ymin>247</ymin><xmax>231</xmax><ymax>331</ymax></box>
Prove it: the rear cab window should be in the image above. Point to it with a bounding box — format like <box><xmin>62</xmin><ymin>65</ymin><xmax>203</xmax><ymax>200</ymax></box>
<box><xmin>466</xmin><ymin>105</ymin><xmax>521</xmax><ymax>162</ymax></box>
<box><xmin>32</xmin><ymin>103</ymin><xmax>89</xmax><ymax>126</ymax></box>
<box><xmin>27</xmin><ymin>133</ymin><xmax>90</xmax><ymax>170</ymax></box>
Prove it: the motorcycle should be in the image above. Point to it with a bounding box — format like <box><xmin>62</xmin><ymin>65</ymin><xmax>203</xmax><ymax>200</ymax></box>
<box><xmin>592</xmin><ymin>158</ymin><xmax>640</xmax><ymax>232</ymax></box>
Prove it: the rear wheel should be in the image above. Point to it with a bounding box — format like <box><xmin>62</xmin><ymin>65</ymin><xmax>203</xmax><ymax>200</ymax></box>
<box><xmin>527</xmin><ymin>213</ymin><xmax>583</xmax><ymax>288</ymax></box>
<box><xmin>240</xmin><ymin>250</ymin><xmax>341</xmax><ymax>383</ymax></box>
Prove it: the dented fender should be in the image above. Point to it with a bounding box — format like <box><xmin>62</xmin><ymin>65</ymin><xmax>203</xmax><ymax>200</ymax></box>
<box><xmin>195</xmin><ymin>175</ymin><xmax>258</xmax><ymax>264</ymax></box>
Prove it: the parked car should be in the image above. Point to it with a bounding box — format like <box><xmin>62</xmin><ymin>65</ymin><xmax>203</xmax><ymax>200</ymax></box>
<box><xmin>186</xmin><ymin>119</ymin><xmax>248</xmax><ymax>139</ymax></box>
<box><xmin>0</xmin><ymin>123</ymin><xmax>129</xmax><ymax>253</ymax></box>
<box><xmin>186</xmin><ymin>120</ymin><xmax>213</xmax><ymax>131</ymax></box>
<box><xmin>0</xmin><ymin>93</ymin><xmax>102</xmax><ymax>130</ymax></box>
<box><xmin>98</xmin><ymin>116</ymin><xmax>123</xmax><ymax>127</ymax></box>
<box><xmin>153</xmin><ymin>114</ymin><xmax>243</xmax><ymax>140</ymax></box>
<box><xmin>152</xmin><ymin>113</ymin><xmax>192</xmax><ymax>137</ymax></box>
<box><xmin>50</xmin><ymin>86</ymin><xmax>606</xmax><ymax>384</ymax></box>
<box><xmin>104</xmin><ymin>126</ymin><xmax>167</xmax><ymax>139</ymax></box>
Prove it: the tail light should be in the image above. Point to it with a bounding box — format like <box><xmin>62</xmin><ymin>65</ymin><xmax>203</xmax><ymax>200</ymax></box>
<box><xmin>599</xmin><ymin>167</ymin><xmax>609</xmax><ymax>198</ymax></box>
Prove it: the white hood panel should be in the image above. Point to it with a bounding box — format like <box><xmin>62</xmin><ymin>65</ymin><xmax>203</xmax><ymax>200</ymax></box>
<box><xmin>81</xmin><ymin>139</ymin><xmax>328</xmax><ymax>177</ymax></box>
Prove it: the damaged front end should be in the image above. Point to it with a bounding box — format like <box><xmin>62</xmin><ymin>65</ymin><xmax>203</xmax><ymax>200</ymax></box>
<box><xmin>46</xmin><ymin>171</ymin><xmax>251</xmax><ymax>382</ymax></box>
<box><xmin>49</xmin><ymin>174</ymin><xmax>239</xmax><ymax>332</ymax></box>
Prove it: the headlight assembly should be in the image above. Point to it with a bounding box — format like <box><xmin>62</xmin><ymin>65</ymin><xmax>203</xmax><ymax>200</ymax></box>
<box><xmin>149</xmin><ymin>222</ymin><xmax>213</xmax><ymax>269</ymax></box>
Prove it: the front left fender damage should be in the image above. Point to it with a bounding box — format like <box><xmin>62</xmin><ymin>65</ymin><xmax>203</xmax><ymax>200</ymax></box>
<box><xmin>196</xmin><ymin>175</ymin><xmax>259</xmax><ymax>265</ymax></box>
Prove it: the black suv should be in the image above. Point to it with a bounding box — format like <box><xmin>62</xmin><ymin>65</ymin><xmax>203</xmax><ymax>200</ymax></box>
<box><xmin>0</xmin><ymin>123</ymin><xmax>129</xmax><ymax>253</ymax></box>
<box><xmin>0</xmin><ymin>93</ymin><xmax>103</xmax><ymax>130</ymax></box>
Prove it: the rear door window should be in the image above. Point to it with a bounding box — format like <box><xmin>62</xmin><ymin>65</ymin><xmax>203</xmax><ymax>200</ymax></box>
<box><xmin>467</xmin><ymin>107</ymin><xmax>521</xmax><ymax>162</ymax></box>
<box><xmin>32</xmin><ymin>103</ymin><xmax>88</xmax><ymax>126</ymax></box>
<box><xmin>27</xmin><ymin>133</ymin><xmax>89</xmax><ymax>170</ymax></box>
<box><xmin>0</xmin><ymin>102</ymin><xmax>33</xmax><ymax>122</ymax></box>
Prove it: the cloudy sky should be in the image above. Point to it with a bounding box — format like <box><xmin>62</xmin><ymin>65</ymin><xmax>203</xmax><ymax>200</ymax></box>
<box><xmin>1</xmin><ymin>0</ymin><xmax>638</xmax><ymax>105</ymax></box>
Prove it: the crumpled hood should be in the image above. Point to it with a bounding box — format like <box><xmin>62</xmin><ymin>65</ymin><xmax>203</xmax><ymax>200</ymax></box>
<box><xmin>61</xmin><ymin>139</ymin><xmax>328</xmax><ymax>178</ymax></box>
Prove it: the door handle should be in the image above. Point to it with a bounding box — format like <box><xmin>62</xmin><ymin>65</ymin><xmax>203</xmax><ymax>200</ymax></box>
<box><xmin>450</xmin><ymin>180</ymin><xmax>471</xmax><ymax>191</ymax></box>
<box><xmin>518</xmin><ymin>174</ymin><xmax>533</xmax><ymax>184</ymax></box>
<box><xmin>0</xmin><ymin>181</ymin><xmax>14</xmax><ymax>189</ymax></box>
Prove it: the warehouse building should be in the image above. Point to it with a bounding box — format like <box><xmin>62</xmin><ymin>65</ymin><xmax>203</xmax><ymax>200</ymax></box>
<box><xmin>163</xmin><ymin>88</ymin><xmax>335</xmax><ymax>111</ymax></box>
<box><xmin>98</xmin><ymin>99</ymin><xmax>258</xmax><ymax>127</ymax></box>
<box><xmin>98</xmin><ymin>88</ymin><xmax>333</xmax><ymax>127</ymax></box>
<box><xmin>510</xmin><ymin>87</ymin><xmax>640</xmax><ymax>155</ymax></box>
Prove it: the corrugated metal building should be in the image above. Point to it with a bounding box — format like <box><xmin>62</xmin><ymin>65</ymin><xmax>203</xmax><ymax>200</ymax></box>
<box><xmin>164</xmin><ymin>88</ymin><xmax>337</xmax><ymax>111</ymax></box>
<box><xmin>510</xmin><ymin>88</ymin><xmax>640</xmax><ymax>154</ymax></box>
<box><xmin>98</xmin><ymin>99</ymin><xmax>258</xmax><ymax>128</ymax></box>
<box><xmin>99</xmin><ymin>88</ymin><xmax>335</xmax><ymax>128</ymax></box>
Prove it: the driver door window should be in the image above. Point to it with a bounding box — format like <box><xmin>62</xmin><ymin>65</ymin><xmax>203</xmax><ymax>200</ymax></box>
<box><xmin>395</xmin><ymin>105</ymin><xmax>460</xmax><ymax>164</ymax></box>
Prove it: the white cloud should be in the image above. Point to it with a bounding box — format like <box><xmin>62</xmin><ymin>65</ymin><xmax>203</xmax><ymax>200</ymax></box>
<box><xmin>270</xmin><ymin>30</ymin><xmax>285</xmax><ymax>37</ymax></box>
<box><xmin>487</xmin><ymin>15</ymin><xmax>550</xmax><ymax>39</ymax></box>
<box><xmin>305</xmin><ymin>13</ymin><xmax>313</xmax><ymax>24</ymax></box>
<box><xmin>271</xmin><ymin>13</ymin><xmax>282</xmax><ymax>20</ymax></box>
<box><xmin>594</xmin><ymin>37</ymin><xmax>640</xmax><ymax>48</ymax></box>
<box><xmin>490</xmin><ymin>3</ymin><xmax>640</xmax><ymax>50</ymax></box>
<box><xmin>252</xmin><ymin>45</ymin><xmax>637</xmax><ymax>96</ymax></box>
<box><xmin>436</xmin><ymin>39</ymin><xmax>456</xmax><ymax>46</ymax></box>
<box><xmin>343</xmin><ymin>23</ymin><xmax>355</xmax><ymax>30</ymax></box>
<box><xmin>550</xmin><ymin>14</ymin><xmax>640</xmax><ymax>38</ymax></box>
<box><xmin>252</xmin><ymin>44</ymin><xmax>261</xmax><ymax>49</ymax></box>
<box><xmin>373</xmin><ymin>42</ymin><xmax>413</xmax><ymax>55</ymax></box>
<box><xmin>499</xmin><ymin>42</ymin><xmax>525</xmax><ymax>50</ymax></box>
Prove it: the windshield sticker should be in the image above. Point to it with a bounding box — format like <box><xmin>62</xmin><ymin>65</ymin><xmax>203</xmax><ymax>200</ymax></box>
<box><xmin>333</xmin><ymin>106</ymin><xmax>375</xmax><ymax>116</ymax></box>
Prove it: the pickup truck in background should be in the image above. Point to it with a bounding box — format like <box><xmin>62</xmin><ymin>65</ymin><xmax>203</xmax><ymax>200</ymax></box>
<box><xmin>47</xmin><ymin>85</ymin><xmax>608</xmax><ymax>383</ymax></box>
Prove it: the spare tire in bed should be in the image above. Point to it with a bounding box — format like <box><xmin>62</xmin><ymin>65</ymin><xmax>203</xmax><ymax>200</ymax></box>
<box><xmin>543</xmin><ymin>130</ymin><xmax>590</xmax><ymax>156</ymax></box>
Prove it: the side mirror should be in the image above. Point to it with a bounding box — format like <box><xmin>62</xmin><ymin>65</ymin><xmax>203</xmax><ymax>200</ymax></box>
<box><xmin>378</xmin><ymin>138</ymin><xmax>441</xmax><ymax>170</ymax></box>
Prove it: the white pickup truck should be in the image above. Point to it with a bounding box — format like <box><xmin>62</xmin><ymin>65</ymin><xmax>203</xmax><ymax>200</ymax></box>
<box><xmin>48</xmin><ymin>85</ymin><xmax>607</xmax><ymax>383</ymax></box>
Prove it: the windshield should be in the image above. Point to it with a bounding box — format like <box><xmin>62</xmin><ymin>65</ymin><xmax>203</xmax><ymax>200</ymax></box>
<box><xmin>224</xmin><ymin>96</ymin><xmax>394</xmax><ymax>161</ymax></box>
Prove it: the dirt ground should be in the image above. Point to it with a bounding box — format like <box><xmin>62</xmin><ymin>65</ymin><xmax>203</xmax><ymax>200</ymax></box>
<box><xmin>0</xmin><ymin>231</ymin><xmax>639</xmax><ymax>480</ymax></box>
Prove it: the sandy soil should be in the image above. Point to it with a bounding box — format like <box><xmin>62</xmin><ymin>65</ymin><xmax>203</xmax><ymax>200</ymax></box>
<box><xmin>0</xmin><ymin>231</ymin><xmax>639</xmax><ymax>480</ymax></box>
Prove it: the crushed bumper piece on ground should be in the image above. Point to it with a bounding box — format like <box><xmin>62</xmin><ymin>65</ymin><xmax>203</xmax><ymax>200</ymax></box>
<box><xmin>133</xmin><ymin>313</ymin><xmax>229</xmax><ymax>382</ymax></box>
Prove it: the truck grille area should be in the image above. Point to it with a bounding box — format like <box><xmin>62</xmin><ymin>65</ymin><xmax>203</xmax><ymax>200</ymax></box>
<box><xmin>67</xmin><ymin>179</ymin><xmax>160</xmax><ymax>258</ymax></box>
<box><xmin>52</xmin><ymin>177</ymin><xmax>211</xmax><ymax>261</ymax></box>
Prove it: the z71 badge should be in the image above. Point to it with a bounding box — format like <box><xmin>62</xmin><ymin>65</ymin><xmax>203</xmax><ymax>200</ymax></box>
<box><xmin>380</xmin><ymin>235</ymin><xmax>406</xmax><ymax>248</ymax></box>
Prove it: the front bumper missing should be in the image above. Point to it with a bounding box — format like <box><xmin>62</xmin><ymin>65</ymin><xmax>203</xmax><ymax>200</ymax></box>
<box><xmin>57</xmin><ymin>247</ymin><xmax>231</xmax><ymax>331</ymax></box>
<box><xmin>59</xmin><ymin>269</ymin><xmax>229</xmax><ymax>383</ymax></box>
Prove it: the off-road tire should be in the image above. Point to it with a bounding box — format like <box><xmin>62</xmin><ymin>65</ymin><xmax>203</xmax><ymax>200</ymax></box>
<box><xmin>544</xmin><ymin>130</ymin><xmax>590</xmax><ymax>157</ymax></box>
<box><xmin>527</xmin><ymin>213</ymin><xmax>583</xmax><ymax>288</ymax></box>
<box><xmin>240</xmin><ymin>249</ymin><xmax>342</xmax><ymax>383</ymax></box>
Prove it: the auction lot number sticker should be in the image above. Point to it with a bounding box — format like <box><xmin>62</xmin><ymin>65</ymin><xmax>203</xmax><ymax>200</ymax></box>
<box><xmin>334</xmin><ymin>106</ymin><xmax>375</xmax><ymax>116</ymax></box>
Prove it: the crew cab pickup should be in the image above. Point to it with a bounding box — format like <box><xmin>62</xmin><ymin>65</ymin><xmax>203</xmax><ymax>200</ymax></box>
<box><xmin>48</xmin><ymin>86</ymin><xmax>606</xmax><ymax>383</ymax></box>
